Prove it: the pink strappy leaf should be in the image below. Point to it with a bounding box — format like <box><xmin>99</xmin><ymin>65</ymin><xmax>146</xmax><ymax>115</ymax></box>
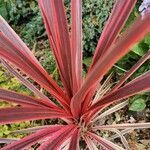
<box><xmin>90</xmin><ymin>0</ymin><xmax>137</xmax><ymax>69</ymax></box>
<box><xmin>39</xmin><ymin>0</ymin><xmax>73</xmax><ymax>97</ymax></box>
<box><xmin>0</xmin><ymin>32</ymin><xmax>69</xmax><ymax>109</ymax></box>
<box><xmin>0</xmin><ymin>107</ymin><xmax>71</xmax><ymax>125</ymax></box>
<box><xmin>38</xmin><ymin>125</ymin><xmax>77</xmax><ymax>150</ymax></box>
<box><xmin>1</xmin><ymin>125</ymin><xmax>64</xmax><ymax>150</ymax></box>
<box><xmin>0</xmin><ymin>88</ymin><xmax>58</xmax><ymax>109</ymax></box>
<box><xmin>90</xmin><ymin>72</ymin><xmax>150</xmax><ymax>115</ymax></box>
<box><xmin>71</xmin><ymin>0</ymin><xmax>83</xmax><ymax>94</ymax></box>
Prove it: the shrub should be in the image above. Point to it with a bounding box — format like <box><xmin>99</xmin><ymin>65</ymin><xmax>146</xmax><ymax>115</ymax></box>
<box><xmin>0</xmin><ymin>0</ymin><xmax>150</xmax><ymax>149</ymax></box>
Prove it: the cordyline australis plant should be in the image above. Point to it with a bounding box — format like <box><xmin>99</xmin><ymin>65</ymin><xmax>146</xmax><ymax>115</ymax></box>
<box><xmin>0</xmin><ymin>0</ymin><xmax>150</xmax><ymax>149</ymax></box>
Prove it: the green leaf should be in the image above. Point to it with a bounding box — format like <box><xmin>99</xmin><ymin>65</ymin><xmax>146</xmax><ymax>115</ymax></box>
<box><xmin>132</xmin><ymin>42</ymin><xmax>148</xmax><ymax>56</ymax></box>
<box><xmin>129</xmin><ymin>98</ymin><xmax>146</xmax><ymax>112</ymax></box>
<box><xmin>144</xmin><ymin>36</ymin><xmax>150</xmax><ymax>45</ymax></box>
<box><xmin>83</xmin><ymin>57</ymin><xmax>92</xmax><ymax>67</ymax></box>
<box><xmin>0</xmin><ymin>0</ymin><xmax>8</xmax><ymax>20</ymax></box>
<box><xmin>30</xmin><ymin>1</ymin><xmax>36</xmax><ymax>11</ymax></box>
<box><xmin>132</xmin><ymin>35</ymin><xmax>150</xmax><ymax>56</ymax></box>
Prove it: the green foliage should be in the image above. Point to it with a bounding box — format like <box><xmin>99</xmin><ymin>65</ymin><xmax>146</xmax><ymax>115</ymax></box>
<box><xmin>132</xmin><ymin>35</ymin><xmax>150</xmax><ymax>56</ymax></box>
<box><xmin>32</xmin><ymin>40</ymin><xmax>60</xmax><ymax>83</ymax></box>
<box><xmin>1</xmin><ymin>0</ymin><xmax>38</xmax><ymax>23</ymax></box>
<box><xmin>0</xmin><ymin>66</ymin><xmax>31</xmax><ymax>95</ymax></box>
<box><xmin>0</xmin><ymin>0</ymin><xmax>44</xmax><ymax>46</ymax></box>
<box><xmin>82</xmin><ymin>0</ymin><xmax>115</xmax><ymax>56</ymax></box>
<box><xmin>0</xmin><ymin>0</ymin><xmax>8</xmax><ymax>20</ymax></box>
<box><xmin>19</xmin><ymin>13</ymin><xmax>44</xmax><ymax>46</ymax></box>
<box><xmin>83</xmin><ymin>57</ymin><xmax>92</xmax><ymax>67</ymax></box>
<box><xmin>0</xmin><ymin>125</ymin><xmax>10</xmax><ymax>137</ymax></box>
<box><xmin>0</xmin><ymin>121</ymin><xmax>39</xmax><ymax>139</ymax></box>
<box><xmin>129</xmin><ymin>97</ymin><xmax>147</xmax><ymax>112</ymax></box>
<box><xmin>34</xmin><ymin>40</ymin><xmax>56</xmax><ymax>74</ymax></box>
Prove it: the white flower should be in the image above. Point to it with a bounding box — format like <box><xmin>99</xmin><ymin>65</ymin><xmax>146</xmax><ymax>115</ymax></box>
<box><xmin>139</xmin><ymin>0</ymin><xmax>150</xmax><ymax>18</ymax></box>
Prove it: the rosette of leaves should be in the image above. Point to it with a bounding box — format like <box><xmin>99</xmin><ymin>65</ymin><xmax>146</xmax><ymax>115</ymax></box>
<box><xmin>0</xmin><ymin>0</ymin><xmax>150</xmax><ymax>149</ymax></box>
